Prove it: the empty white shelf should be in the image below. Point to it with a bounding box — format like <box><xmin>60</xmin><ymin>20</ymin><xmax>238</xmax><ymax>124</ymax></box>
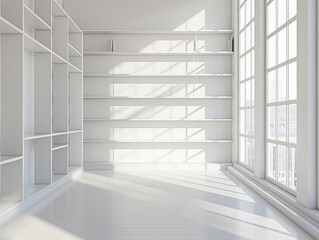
<box><xmin>24</xmin><ymin>134</ymin><xmax>52</xmax><ymax>141</ymax></box>
<box><xmin>69</xmin><ymin>130</ymin><xmax>83</xmax><ymax>134</ymax></box>
<box><xmin>83</xmin><ymin>96</ymin><xmax>233</xmax><ymax>100</ymax></box>
<box><xmin>84</xmin><ymin>51</ymin><xmax>234</xmax><ymax>56</ymax></box>
<box><xmin>24</xmin><ymin>34</ymin><xmax>51</xmax><ymax>53</ymax></box>
<box><xmin>0</xmin><ymin>16</ymin><xmax>23</xmax><ymax>34</ymax></box>
<box><xmin>83</xmin><ymin>30</ymin><xmax>234</xmax><ymax>35</ymax></box>
<box><xmin>0</xmin><ymin>156</ymin><xmax>23</xmax><ymax>166</ymax></box>
<box><xmin>84</xmin><ymin>119</ymin><xmax>232</xmax><ymax>122</ymax></box>
<box><xmin>84</xmin><ymin>140</ymin><xmax>232</xmax><ymax>143</ymax></box>
<box><xmin>52</xmin><ymin>144</ymin><xmax>68</xmax><ymax>151</ymax></box>
<box><xmin>84</xmin><ymin>74</ymin><xmax>233</xmax><ymax>78</ymax></box>
<box><xmin>52</xmin><ymin>132</ymin><xmax>69</xmax><ymax>137</ymax></box>
<box><xmin>24</xmin><ymin>6</ymin><xmax>51</xmax><ymax>30</ymax></box>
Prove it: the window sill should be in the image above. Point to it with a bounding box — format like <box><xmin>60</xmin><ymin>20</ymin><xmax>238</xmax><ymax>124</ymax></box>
<box><xmin>228</xmin><ymin>164</ymin><xmax>319</xmax><ymax>239</ymax></box>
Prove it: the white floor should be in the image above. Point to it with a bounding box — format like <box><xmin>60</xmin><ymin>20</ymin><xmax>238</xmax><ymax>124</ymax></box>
<box><xmin>0</xmin><ymin>167</ymin><xmax>314</xmax><ymax>240</ymax></box>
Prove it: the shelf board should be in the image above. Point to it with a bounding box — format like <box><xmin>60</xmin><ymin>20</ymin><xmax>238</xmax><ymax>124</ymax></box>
<box><xmin>83</xmin><ymin>30</ymin><xmax>233</xmax><ymax>35</ymax></box>
<box><xmin>84</xmin><ymin>140</ymin><xmax>232</xmax><ymax>144</ymax></box>
<box><xmin>24</xmin><ymin>184</ymin><xmax>49</xmax><ymax>200</ymax></box>
<box><xmin>84</xmin><ymin>51</ymin><xmax>233</xmax><ymax>56</ymax></box>
<box><xmin>69</xmin><ymin>62</ymin><xmax>82</xmax><ymax>73</ymax></box>
<box><xmin>52</xmin><ymin>51</ymin><xmax>68</xmax><ymax>64</ymax></box>
<box><xmin>84</xmin><ymin>96</ymin><xmax>233</xmax><ymax>100</ymax></box>
<box><xmin>69</xmin><ymin>43</ymin><xmax>82</xmax><ymax>57</ymax></box>
<box><xmin>24</xmin><ymin>33</ymin><xmax>51</xmax><ymax>53</ymax></box>
<box><xmin>53</xmin><ymin>0</ymin><xmax>68</xmax><ymax>17</ymax></box>
<box><xmin>52</xmin><ymin>144</ymin><xmax>68</xmax><ymax>151</ymax></box>
<box><xmin>0</xmin><ymin>16</ymin><xmax>23</xmax><ymax>34</ymax></box>
<box><xmin>52</xmin><ymin>131</ymin><xmax>68</xmax><ymax>136</ymax></box>
<box><xmin>24</xmin><ymin>6</ymin><xmax>51</xmax><ymax>30</ymax></box>
<box><xmin>0</xmin><ymin>156</ymin><xmax>23</xmax><ymax>166</ymax></box>
<box><xmin>69</xmin><ymin>130</ymin><xmax>83</xmax><ymax>134</ymax></box>
<box><xmin>84</xmin><ymin>119</ymin><xmax>232</xmax><ymax>122</ymax></box>
<box><xmin>52</xmin><ymin>174</ymin><xmax>67</xmax><ymax>183</ymax></box>
<box><xmin>24</xmin><ymin>133</ymin><xmax>52</xmax><ymax>141</ymax></box>
<box><xmin>84</xmin><ymin>74</ymin><xmax>233</xmax><ymax>78</ymax></box>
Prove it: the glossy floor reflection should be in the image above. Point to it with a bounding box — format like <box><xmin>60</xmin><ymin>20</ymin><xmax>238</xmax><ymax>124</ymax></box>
<box><xmin>0</xmin><ymin>167</ymin><xmax>314</xmax><ymax>240</ymax></box>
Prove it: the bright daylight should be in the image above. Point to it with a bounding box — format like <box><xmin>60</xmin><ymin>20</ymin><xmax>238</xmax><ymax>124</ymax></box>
<box><xmin>0</xmin><ymin>0</ymin><xmax>318</xmax><ymax>239</ymax></box>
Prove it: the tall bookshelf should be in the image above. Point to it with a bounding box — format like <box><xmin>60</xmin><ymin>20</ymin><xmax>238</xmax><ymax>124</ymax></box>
<box><xmin>83</xmin><ymin>30</ymin><xmax>233</xmax><ymax>168</ymax></box>
<box><xmin>0</xmin><ymin>0</ymin><xmax>83</xmax><ymax>216</ymax></box>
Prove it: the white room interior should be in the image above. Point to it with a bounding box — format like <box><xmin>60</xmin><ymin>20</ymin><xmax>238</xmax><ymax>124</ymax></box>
<box><xmin>0</xmin><ymin>0</ymin><xmax>318</xmax><ymax>239</ymax></box>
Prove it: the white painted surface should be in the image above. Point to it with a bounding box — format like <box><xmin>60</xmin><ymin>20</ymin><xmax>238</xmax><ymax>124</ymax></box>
<box><xmin>63</xmin><ymin>0</ymin><xmax>232</xmax><ymax>31</ymax></box>
<box><xmin>0</xmin><ymin>168</ymin><xmax>313</xmax><ymax>240</ymax></box>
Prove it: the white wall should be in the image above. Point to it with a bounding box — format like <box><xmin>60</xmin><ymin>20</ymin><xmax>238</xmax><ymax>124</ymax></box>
<box><xmin>63</xmin><ymin>0</ymin><xmax>232</xmax><ymax>31</ymax></box>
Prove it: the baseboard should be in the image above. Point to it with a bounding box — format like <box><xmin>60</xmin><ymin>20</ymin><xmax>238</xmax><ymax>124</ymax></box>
<box><xmin>227</xmin><ymin>166</ymin><xmax>319</xmax><ymax>239</ymax></box>
<box><xmin>0</xmin><ymin>167</ymin><xmax>83</xmax><ymax>225</ymax></box>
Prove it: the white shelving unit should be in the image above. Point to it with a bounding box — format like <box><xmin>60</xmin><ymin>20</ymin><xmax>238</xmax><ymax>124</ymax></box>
<box><xmin>83</xmin><ymin>30</ymin><xmax>233</xmax><ymax>167</ymax></box>
<box><xmin>0</xmin><ymin>0</ymin><xmax>83</xmax><ymax>217</ymax></box>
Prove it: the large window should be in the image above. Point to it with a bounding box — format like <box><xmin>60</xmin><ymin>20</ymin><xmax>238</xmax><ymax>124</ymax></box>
<box><xmin>239</xmin><ymin>0</ymin><xmax>255</xmax><ymax>170</ymax></box>
<box><xmin>266</xmin><ymin>0</ymin><xmax>297</xmax><ymax>192</ymax></box>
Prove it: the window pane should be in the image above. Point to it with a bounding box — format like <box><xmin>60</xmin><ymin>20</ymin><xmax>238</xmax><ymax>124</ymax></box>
<box><xmin>278</xmin><ymin>28</ymin><xmax>287</xmax><ymax>64</ymax></box>
<box><xmin>266</xmin><ymin>0</ymin><xmax>297</xmax><ymax>192</ymax></box>
<box><xmin>240</xmin><ymin>83</ymin><xmax>245</xmax><ymax>107</ymax></box>
<box><xmin>240</xmin><ymin>32</ymin><xmax>246</xmax><ymax>56</ymax></box>
<box><xmin>267</xmin><ymin>106</ymin><xmax>276</xmax><ymax>140</ymax></box>
<box><xmin>245</xmin><ymin>138</ymin><xmax>251</xmax><ymax>166</ymax></box>
<box><xmin>251</xmin><ymin>49</ymin><xmax>255</xmax><ymax>76</ymax></box>
<box><xmin>267</xmin><ymin>35</ymin><xmax>276</xmax><ymax>68</ymax></box>
<box><xmin>251</xmin><ymin>78</ymin><xmax>255</xmax><ymax>105</ymax></box>
<box><xmin>246</xmin><ymin>80</ymin><xmax>251</xmax><ymax>107</ymax></box>
<box><xmin>267</xmin><ymin>70</ymin><xmax>276</xmax><ymax>103</ymax></box>
<box><xmin>267</xmin><ymin>143</ymin><xmax>277</xmax><ymax>180</ymax></box>
<box><xmin>240</xmin><ymin>110</ymin><xmax>245</xmax><ymax>134</ymax></box>
<box><xmin>240</xmin><ymin>56</ymin><xmax>246</xmax><ymax>81</ymax></box>
<box><xmin>288</xmin><ymin>62</ymin><xmax>297</xmax><ymax>100</ymax></box>
<box><xmin>246</xmin><ymin>0</ymin><xmax>252</xmax><ymax>24</ymax></box>
<box><xmin>267</xmin><ymin>0</ymin><xmax>276</xmax><ymax>35</ymax></box>
<box><xmin>289</xmin><ymin>0</ymin><xmax>297</xmax><ymax>19</ymax></box>
<box><xmin>246</xmin><ymin>108</ymin><xmax>252</xmax><ymax>135</ymax></box>
<box><xmin>240</xmin><ymin>5</ymin><xmax>246</xmax><ymax>30</ymax></box>
<box><xmin>278</xmin><ymin>0</ymin><xmax>287</xmax><ymax>27</ymax></box>
<box><xmin>250</xmin><ymin>138</ymin><xmax>255</xmax><ymax>169</ymax></box>
<box><xmin>240</xmin><ymin>137</ymin><xmax>246</xmax><ymax>163</ymax></box>
<box><xmin>277</xmin><ymin>145</ymin><xmax>287</xmax><ymax>186</ymax></box>
<box><xmin>288</xmin><ymin>147</ymin><xmax>297</xmax><ymax>190</ymax></box>
<box><xmin>288</xmin><ymin>21</ymin><xmax>297</xmax><ymax>59</ymax></box>
<box><xmin>246</xmin><ymin>23</ymin><xmax>252</xmax><ymax>50</ymax></box>
<box><xmin>246</xmin><ymin>51</ymin><xmax>252</xmax><ymax>78</ymax></box>
<box><xmin>251</xmin><ymin>108</ymin><xmax>255</xmax><ymax>136</ymax></box>
<box><xmin>278</xmin><ymin>66</ymin><xmax>287</xmax><ymax>101</ymax></box>
<box><xmin>278</xmin><ymin>105</ymin><xmax>287</xmax><ymax>142</ymax></box>
<box><xmin>238</xmin><ymin>0</ymin><xmax>255</xmax><ymax>172</ymax></box>
<box><xmin>289</xmin><ymin>104</ymin><xmax>297</xmax><ymax>143</ymax></box>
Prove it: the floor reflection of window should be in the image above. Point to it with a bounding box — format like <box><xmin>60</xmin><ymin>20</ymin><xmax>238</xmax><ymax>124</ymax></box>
<box><xmin>266</xmin><ymin>0</ymin><xmax>297</xmax><ymax>192</ymax></box>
